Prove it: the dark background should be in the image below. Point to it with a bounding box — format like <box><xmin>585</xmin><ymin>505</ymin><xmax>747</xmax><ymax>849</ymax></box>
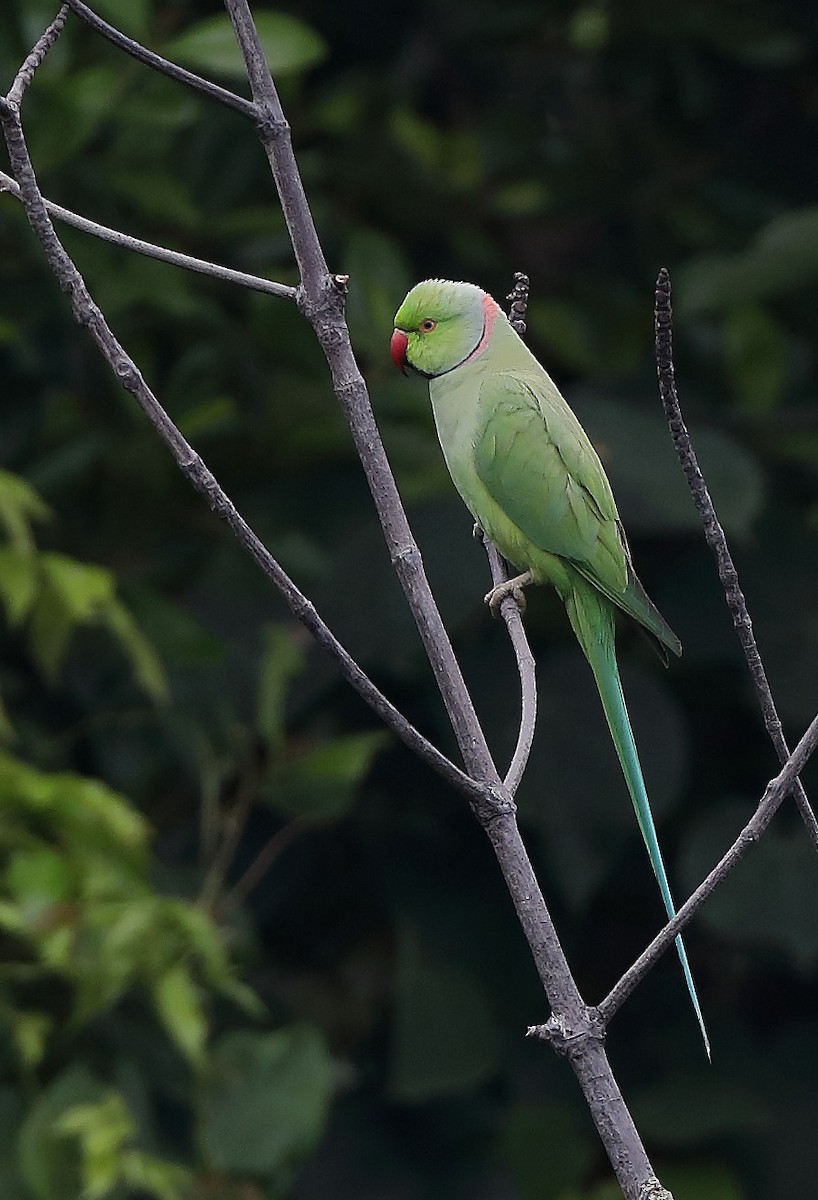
<box><xmin>2</xmin><ymin>1</ymin><xmax>818</xmax><ymax>1197</ymax></box>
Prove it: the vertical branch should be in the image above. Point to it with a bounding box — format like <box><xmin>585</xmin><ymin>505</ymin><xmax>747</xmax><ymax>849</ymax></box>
<box><xmin>655</xmin><ymin>270</ymin><xmax>818</xmax><ymax>848</ymax></box>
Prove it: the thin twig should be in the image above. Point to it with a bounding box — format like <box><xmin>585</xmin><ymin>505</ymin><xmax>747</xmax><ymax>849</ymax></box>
<box><xmin>655</xmin><ymin>269</ymin><xmax>818</xmax><ymax>849</ymax></box>
<box><xmin>221</xmin><ymin>816</ymin><xmax>309</xmax><ymax>914</ymax></box>
<box><xmin>0</xmin><ymin>169</ymin><xmax>296</xmax><ymax>300</ymax></box>
<box><xmin>198</xmin><ymin>758</ymin><xmax>258</xmax><ymax>911</ymax></box>
<box><xmin>478</xmin><ymin>272</ymin><xmax>537</xmax><ymax>796</ymax></box>
<box><xmin>485</xmin><ymin>537</ymin><xmax>537</xmax><ymax>795</ymax></box>
<box><xmin>63</xmin><ymin>0</ymin><xmax>256</xmax><ymax>118</ymax></box>
<box><xmin>7</xmin><ymin>6</ymin><xmax>67</xmax><ymax>107</ymax></box>
<box><xmin>0</xmin><ymin>99</ymin><xmax>481</xmax><ymax>809</ymax></box>
<box><xmin>597</xmin><ymin>704</ymin><xmax>818</xmax><ymax>1024</ymax></box>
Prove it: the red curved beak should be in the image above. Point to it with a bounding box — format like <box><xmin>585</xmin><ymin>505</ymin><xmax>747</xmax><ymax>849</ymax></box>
<box><xmin>391</xmin><ymin>328</ymin><xmax>409</xmax><ymax>374</ymax></box>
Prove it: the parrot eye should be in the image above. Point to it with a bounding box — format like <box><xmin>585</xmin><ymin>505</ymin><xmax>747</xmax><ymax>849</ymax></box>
<box><xmin>419</xmin><ymin>319</ymin><xmax>437</xmax><ymax>333</ymax></box>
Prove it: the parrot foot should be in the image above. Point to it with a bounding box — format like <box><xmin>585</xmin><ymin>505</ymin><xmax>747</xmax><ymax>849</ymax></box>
<box><xmin>485</xmin><ymin>571</ymin><xmax>533</xmax><ymax>617</ymax></box>
<box><xmin>472</xmin><ymin>521</ymin><xmax>484</xmax><ymax>541</ymax></box>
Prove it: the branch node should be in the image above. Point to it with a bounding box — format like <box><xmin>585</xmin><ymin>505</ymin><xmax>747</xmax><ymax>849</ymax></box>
<box><xmin>640</xmin><ymin>1180</ymin><xmax>674</xmax><ymax>1200</ymax></box>
<box><xmin>468</xmin><ymin>781</ymin><xmax>516</xmax><ymax>827</ymax></box>
<box><xmin>296</xmin><ymin>277</ymin><xmax>344</xmax><ymax>323</ymax></box>
<box><xmin>114</xmin><ymin>358</ymin><xmax>140</xmax><ymax>390</ymax></box>
<box><xmin>527</xmin><ymin>1008</ymin><xmax>604</xmax><ymax>1057</ymax></box>
<box><xmin>391</xmin><ymin>543</ymin><xmax>421</xmax><ymax>570</ymax></box>
<box><xmin>255</xmin><ymin>110</ymin><xmax>290</xmax><ymax>142</ymax></box>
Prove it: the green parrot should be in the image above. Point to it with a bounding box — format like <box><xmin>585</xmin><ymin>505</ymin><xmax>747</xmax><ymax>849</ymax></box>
<box><xmin>391</xmin><ymin>278</ymin><xmax>709</xmax><ymax>1056</ymax></box>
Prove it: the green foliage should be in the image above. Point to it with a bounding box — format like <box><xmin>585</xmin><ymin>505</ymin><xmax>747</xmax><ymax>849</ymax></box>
<box><xmin>201</xmin><ymin>1026</ymin><xmax>333</xmax><ymax>1178</ymax></box>
<box><xmin>3</xmin><ymin>0</ymin><xmax>818</xmax><ymax>1195</ymax></box>
<box><xmin>163</xmin><ymin>12</ymin><xmax>327</xmax><ymax>81</ymax></box>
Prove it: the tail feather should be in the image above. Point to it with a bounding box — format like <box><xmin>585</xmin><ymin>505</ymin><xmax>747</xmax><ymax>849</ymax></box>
<box><xmin>566</xmin><ymin>583</ymin><xmax>710</xmax><ymax>1059</ymax></box>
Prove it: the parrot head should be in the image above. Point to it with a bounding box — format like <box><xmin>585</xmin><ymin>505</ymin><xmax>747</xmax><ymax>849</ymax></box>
<box><xmin>391</xmin><ymin>279</ymin><xmax>498</xmax><ymax>378</ymax></box>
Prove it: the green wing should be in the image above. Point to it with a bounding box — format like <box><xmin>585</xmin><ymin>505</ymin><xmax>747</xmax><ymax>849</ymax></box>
<box><xmin>473</xmin><ymin>372</ymin><xmax>681</xmax><ymax>657</ymax></box>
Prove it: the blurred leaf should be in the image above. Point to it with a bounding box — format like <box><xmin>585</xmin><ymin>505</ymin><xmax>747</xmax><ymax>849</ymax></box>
<box><xmin>39</xmin><ymin>554</ymin><xmax>115</xmax><ymax>623</ymax></box>
<box><xmin>56</xmin><ymin>1091</ymin><xmax>191</xmax><ymax>1200</ymax></box>
<box><xmin>119</xmin><ymin>584</ymin><xmax>223</xmax><ymax>666</ymax></box>
<box><xmin>12</xmin><ymin>1012</ymin><xmax>51</xmax><ymax>1069</ymax></box>
<box><xmin>202</xmin><ymin>1026</ymin><xmax>333</xmax><ymax>1176</ymax></box>
<box><xmin>105</xmin><ymin>601</ymin><xmax>169</xmax><ymax>702</ymax></box>
<box><xmin>389</xmin><ymin>922</ymin><xmax>502</xmax><ymax>1101</ymax></box>
<box><xmin>679</xmin><ymin>206</ymin><xmax>818</xmax><ymax>314</ymax></box>
<box><xmin>299</xmin><ymin>730</ymin><xmax>388</xmax><ymax>785</ymax></box>
<box><xmin>344</xmin><ymin>228</ymin><xmax>413</xmax><ymax>358</ymax></box>
<box><xmin>568</xmin><ymin>5</ymin><xmax>610</xmax><ymax>51</ymax></box>
<box><xmin>164</xmin><ymin>12</ymin><xmax>326</xmax><ymax>81</ymax></box>
<box><xmin>17</xmin><ymin>1065</ymin><xmax>105</xmax><ymax>1200</ymax></box>
<box><xmin>0</xmin><ymin>469</ymin><xmax>49</xmax><ymax>555</ymax></box>
<box><xmin>269</xmin><ymin>731</ymin><xmax>388</xmax><ymax>820</ymax></box>
<box><xmin>25</xmin><ymin>67</ymin><xmax>125</xmax><ymax>170</ymax></box>
<box><xmin>152</xmin><ymin>962</ymin><xmax>207</xmax><ymax>1070</ymax></box>
<box><xmin>6</xmin><ymin>846</ymin><xmax>73</xmax><ymax>919</ymax></box>
<box><xmin>723</xmin><ymin>303</ymin><xmax>786</xmax><ymax>412</ymax></box>
<box><xmin>57</xmin><ymin>1091</ymin><xmax>133</xmax><ymax>1200</ymax></box>
<box><xmin>256</xmin><ymin>623</ymin><xmax>303</xmax><ymax>754</ymax></box>
<box><xmin>0</xmin><ymin>547</ymin><xmax>38</xmax><ymax>625</ymax></box>
<box><xmin>680</xmin><ymin>802</ymin><xmax>818</xmax><ymax>967</ymax></box>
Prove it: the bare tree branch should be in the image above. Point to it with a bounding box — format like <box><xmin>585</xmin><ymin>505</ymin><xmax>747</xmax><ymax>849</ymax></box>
<box><xmin>0</xmin><ymin>100</ymin><xmax>483</xmax><ymax>809</ymax></box>
<box><xmin>63</xmin><ymin>0</ymin><xmax>256</xmax><ymax>118</ymax></box>
<box><xmin>597</xmin><ymin>704</ymin><xmax>818</xmax><ymax>1023</ymax></box>
<box><xmin>0</xmin><ymin>169</ymin><xmax>296</xmax><ymax>300</ymax></box>
<box><xmin>655</xmin><ymin>268</ymin><xmax>818</xmax><ymax>848</ymax></box>
<box><xmin>7</xmin><ymin>5</ymin><xmax>67</xmax><ymax>106</ymax></box>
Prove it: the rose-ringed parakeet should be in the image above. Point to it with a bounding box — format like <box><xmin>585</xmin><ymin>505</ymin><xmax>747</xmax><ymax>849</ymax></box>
<box><xmin>391</xmin><ymin>279</ymin><xmax>709</xmax><ymax>1056</ymax></box>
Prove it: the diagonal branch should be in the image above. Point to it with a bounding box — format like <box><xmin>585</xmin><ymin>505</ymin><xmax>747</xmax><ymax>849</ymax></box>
<box><xmin>597</xmin><ymin>704</ymin><xmax>818</xmax><ymax>1023</ymax></box>
<box><xmin>0</xmin><ymin>169</ymin><xmax>296</xmax><ymax>300</ymax></box>
<box><xmin>655</xmin><ymin>268</ymin><xmax>818</xmax><ymax>848</ymax></box>
<box><xmin>63</xmin><ymin>0</ymin><xmax>256</xmax><ymax>118</ymax></box>
<box><xmin>0</xmin><ymin>97</ymin><xmax>481</xmax><ymax>809</ymax></box>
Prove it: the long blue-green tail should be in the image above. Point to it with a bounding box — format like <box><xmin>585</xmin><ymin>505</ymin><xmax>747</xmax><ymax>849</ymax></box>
<box><xmin>566</xmin><ymin>583</ymin><xmax>710</xmax><ymax>1059</ymax></box>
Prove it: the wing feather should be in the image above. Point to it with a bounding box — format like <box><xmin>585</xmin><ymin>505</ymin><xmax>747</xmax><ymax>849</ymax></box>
<box><xmin>473</xmin><ymin>372</ymin><xmax>681</xmax><ymax>656</ymax></box>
